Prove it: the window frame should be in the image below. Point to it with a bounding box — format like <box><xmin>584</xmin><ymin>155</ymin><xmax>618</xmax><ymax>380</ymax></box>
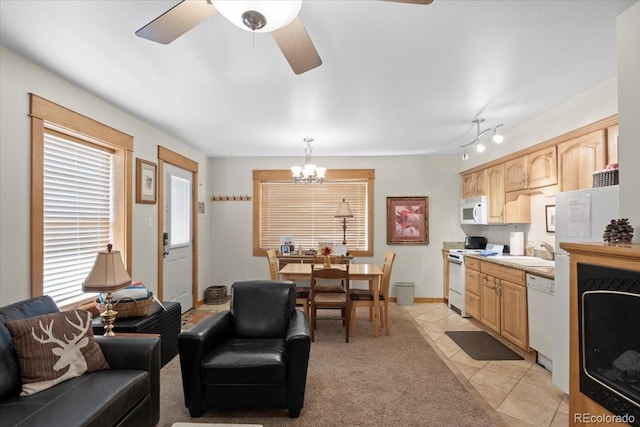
<box><xmin>30</xmin><ymin>94</ymin><xmax>133</xmax><ymax>308</ymax></box>
<box><xmin>252</xmin><ymin>169</ymin><xmax>374</xmax><ymax>257</ymax></box>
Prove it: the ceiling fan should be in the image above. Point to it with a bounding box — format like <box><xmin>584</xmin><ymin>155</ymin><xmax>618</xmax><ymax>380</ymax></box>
<box><xmin>135</xmin><ymin>0</ymin><xmax>433</xmax><ymax>75</ymax></box>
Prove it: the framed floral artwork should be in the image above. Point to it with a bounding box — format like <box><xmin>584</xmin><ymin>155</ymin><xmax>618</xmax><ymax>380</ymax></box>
<box><xmin>387</xmin><ymin>196</ymin><xmax>429</xmax><ymax>245</ymax></box>
<box><xmin>136</xmin><ymin>158</ymin><xmax>157</xmax><ymax>204</ymax></box>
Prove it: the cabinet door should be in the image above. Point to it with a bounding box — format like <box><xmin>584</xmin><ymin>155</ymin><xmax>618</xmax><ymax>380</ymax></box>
<box><xmin>465</xmin><ymin>268</ymin><xmax>481</xmax><ymax>295</ymax></box>
<box><xmin>504</xmin><ymin>156</ymin><xmax>528</xmax><ymax>192</ymax></box>
<box><xmin>462</xmin><ymin>173</ymin><xmax>475</xmax><ymax>198</ymax></box>
<box><xmin>487</xmin><ymin>164</ymin><xmax>505</xmax><ymax>224</ymax></box>
<box><xmin>474</xmin><ymin>170</ymin><xmax>487</xmax><ymax>196</ymax></box>
<box><xmin>480</xmin><ymin>274</ymin><xmax>500</xmax><ymax>333</ymax></box>
<box><xmin>465</xmin><ymin>291</ymin><xmax>480</xmax><ymax>319</ymax></box>
<box><xmin>528</xmin><ymin>146</ymin><xmax>557</xmax><ymax>189</ymax></box>
<box><xmin>500</xmin><ymin>280</ymin><xmax>528</xmax><ymax>350</ymax></box>
<box><xmin>442</xmin><ymin>250</ymin><xmax>450</xmax><ymax>301</ymax></box>
<box><xmin>557</xmin><ymin>130</ymin><xmax>605</xmax><ymax>191</ymax></box>
<box><xmin>607</xmin><ymin>125</ymin><xmax>618</xmax><ymax>165</ymax></box>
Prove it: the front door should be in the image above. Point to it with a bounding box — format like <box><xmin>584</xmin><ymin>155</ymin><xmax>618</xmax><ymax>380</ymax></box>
<box><xmin>163</xmin><ymin>163</ymin><xmax>193</xmax><ymax>313</ymax></box>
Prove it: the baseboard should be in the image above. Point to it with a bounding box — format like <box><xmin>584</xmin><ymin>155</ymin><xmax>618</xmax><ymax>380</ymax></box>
<box><xmin>389</xmin><ymin>297</ymin><xmax>445</xmax><ymax>304</ymax></box>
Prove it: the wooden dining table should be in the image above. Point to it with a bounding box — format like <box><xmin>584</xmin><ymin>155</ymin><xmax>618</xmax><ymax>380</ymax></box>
<box><xmin>279</xmin><ymin>263</ymin><xmax>385</xmax><ymax>337</ymax></box>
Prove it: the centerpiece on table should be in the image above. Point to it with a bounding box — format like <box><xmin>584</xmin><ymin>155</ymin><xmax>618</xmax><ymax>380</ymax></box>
<box><xmin>320</xmin><ymin>245</ymin><xmax>333</xmax><ymax>268</ymax></box>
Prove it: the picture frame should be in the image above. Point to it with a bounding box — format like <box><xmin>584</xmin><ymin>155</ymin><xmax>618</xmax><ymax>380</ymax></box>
<box><xmin>387</xmin><ymin>196</ymin><xmax>429</xmax><ymax>245</ymax></box>
<box><xmin>136</xmin><ymin>158</ymin><xmax>157</xmax><ymax>204</ymax></box>
<box><xmin>280</xmin><ymin>244</ymin><xmax>291</xmax><ymax>256</ymax></box>
<box><xmin>545</xmin><ymin>205</ymin><xmax>556</xmax><ymax>233</ymax></box>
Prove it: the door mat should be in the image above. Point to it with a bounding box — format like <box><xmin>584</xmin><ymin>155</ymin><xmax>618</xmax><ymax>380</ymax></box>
<box><xmin>445</xmin><ymin>331</ymin><xmax>524</xmax><ymax>361</ymax></box>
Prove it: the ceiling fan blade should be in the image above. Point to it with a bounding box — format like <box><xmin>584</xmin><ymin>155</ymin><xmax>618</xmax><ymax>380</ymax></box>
<box><xmin>272</xmin><ymin>17</ymin><xmax>322</xmax><ymax>75</ymax></box>
<box><xmin>381</xmin><ymin>0</ymin><xmax>434</xmax><ymax>4</ymax></box>
<box><xmin>135</xmin><ymin>0</ymin><xmax>217</xmax><ymax>44</ymax></box>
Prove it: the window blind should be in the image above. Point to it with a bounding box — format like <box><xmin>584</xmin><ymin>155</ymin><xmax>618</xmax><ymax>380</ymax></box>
<box><xmin>42</xmin><ymin>133</ymin><xmax>114</xmax><ymax>306</ymax></box>
<box><xmin>260</xmin><ymin>181</ymin><xmax>368</xmax><ymax>252</ymax></box>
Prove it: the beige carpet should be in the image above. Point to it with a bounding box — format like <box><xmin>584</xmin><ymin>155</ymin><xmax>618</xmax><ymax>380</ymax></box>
<box><xmin>159</xmin><ymin>304</ymin><xmax>504</xmax><ymax>426</ymax></box>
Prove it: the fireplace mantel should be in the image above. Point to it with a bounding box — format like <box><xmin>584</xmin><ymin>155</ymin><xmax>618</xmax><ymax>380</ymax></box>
<box><xmin>561</xmin><ymin>242</ymin><xmax>640</xmax><ymax>426</ymax></box>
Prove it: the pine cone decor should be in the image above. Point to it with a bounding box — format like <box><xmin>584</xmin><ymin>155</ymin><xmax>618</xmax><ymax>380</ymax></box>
<box><xmin>603</xmin><ymin>218</ymin><xmax>634</xmax><ymax>244</ymax></box>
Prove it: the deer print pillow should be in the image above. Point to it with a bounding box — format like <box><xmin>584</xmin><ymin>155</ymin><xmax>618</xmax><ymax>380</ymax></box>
<box><xmin>6</xmin><ymin>309</ymin><xmax>109</xmax><ymax>396</ymax></box>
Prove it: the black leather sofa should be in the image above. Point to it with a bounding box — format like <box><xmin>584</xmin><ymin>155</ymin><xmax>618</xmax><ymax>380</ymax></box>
<box><xmin>178</xmin><ymin>280</ymin><xmax>311</xmax><ymax>418</ymax></box>
<box><xmin>0</xmin><ymin>295</ymin><xmax>160</xmax><ymax>427</ymax></box>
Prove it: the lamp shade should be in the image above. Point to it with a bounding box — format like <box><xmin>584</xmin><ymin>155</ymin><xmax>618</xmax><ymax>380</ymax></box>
<box><xmin>82</xmin><ymin>244</ymin><xmax>131</xmax><ymax>292</ymax></box>
<box><xmin>334</xmin><ymin>199</ymin><xmax>354</xmax><ymax>218</ymax></box>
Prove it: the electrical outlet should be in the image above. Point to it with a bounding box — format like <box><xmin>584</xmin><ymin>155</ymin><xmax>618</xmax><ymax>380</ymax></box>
<box><xmin>148</xmin><ymin>216</ymin><xmax>153</xmax><ymax>228</ymax></box>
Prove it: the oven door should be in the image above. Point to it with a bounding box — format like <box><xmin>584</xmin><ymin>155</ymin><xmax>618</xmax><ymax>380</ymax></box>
<box><xmin>448</xmin><ymin>258</ymin><xmax>468</xmax><ymax>317</ymax></box>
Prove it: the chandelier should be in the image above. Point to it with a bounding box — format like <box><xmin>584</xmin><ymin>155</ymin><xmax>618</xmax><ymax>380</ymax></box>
<box><xmin>460</xmin><ymin>118</ymin><xmax>504</xmax><ymax>160</ymax></box>
<box><xmin>290</xmin><ymin>138</ymin><xmax>326</xmax><ymax>184</ymax></box>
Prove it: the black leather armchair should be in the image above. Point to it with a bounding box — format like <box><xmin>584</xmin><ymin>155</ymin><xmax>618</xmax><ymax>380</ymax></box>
<box><xmin>178</xmin><ymin>280</ymin><xmax>311</xmax><ymax>418</ymax></box>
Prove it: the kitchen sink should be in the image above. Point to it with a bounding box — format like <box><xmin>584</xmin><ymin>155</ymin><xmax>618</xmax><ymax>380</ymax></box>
<box><xmin>501</xmin><ymin>256</ymin><xmax>555</xmax><ymax>267</ymax></box>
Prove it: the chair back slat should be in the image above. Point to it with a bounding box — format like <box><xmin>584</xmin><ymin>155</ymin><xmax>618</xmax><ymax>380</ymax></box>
<box><xmin>266</xmin><ymin>249</ymin><xmax>279</xmax><ymax>280</ymax></box>
<box><xmin>381</xmin><ymin>251</ymin><xmax>396</xmax><ymax>298</ymax></box>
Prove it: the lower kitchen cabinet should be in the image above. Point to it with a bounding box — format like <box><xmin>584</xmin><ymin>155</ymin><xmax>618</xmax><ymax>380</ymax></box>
<box><xmin>479</xmin><ymin>261</ymin><xmax>529</xmax><ymax>350</ymax></box>
<box><xmin>464</xmin><ymin>259</ymin><xmax>481</xmax><ymax>319</ymax></box>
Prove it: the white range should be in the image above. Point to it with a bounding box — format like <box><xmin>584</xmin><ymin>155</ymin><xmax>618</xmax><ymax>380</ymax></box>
<box><xmin>447</xmin><ymin>249</ymin><xmax>482</xmax><ymax>317</ymax></box>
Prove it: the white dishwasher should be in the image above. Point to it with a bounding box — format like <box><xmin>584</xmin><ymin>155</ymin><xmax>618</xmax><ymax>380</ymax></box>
<box><xmin>527</xmin><ymin>273</ymin><xmax>554</xmax><ymax>372</ymax></box>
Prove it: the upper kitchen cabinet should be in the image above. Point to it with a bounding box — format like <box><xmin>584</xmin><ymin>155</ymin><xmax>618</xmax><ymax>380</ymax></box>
<box><xmin>487</xmin><ymin>164</ymin><xmax>505</xmax><ymax>223</ymax></box>
<box><xmin>504</xmin><ymin>146</ymin><xmax>557</xmax><ymax>192</ymax></box>
<box><xmin>462</xmin><ymin>169</ymin><xmax>487</xmax><ymax>198</ymax></box>
<box><xmin>607</xmin><ymin>125</ymin><xmax>618</xmax><ymax>165</ymax></box>
<box><xmin>557</xmin><ymin>130</ymin><xmax>605</xmax><ymax>191</ymax></box>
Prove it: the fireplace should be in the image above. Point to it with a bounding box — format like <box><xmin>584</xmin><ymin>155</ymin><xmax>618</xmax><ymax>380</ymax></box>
<box><xmin>578</xmin><ymin>262</ymin><xmax>640</xmax><ymax>425</ymax></box>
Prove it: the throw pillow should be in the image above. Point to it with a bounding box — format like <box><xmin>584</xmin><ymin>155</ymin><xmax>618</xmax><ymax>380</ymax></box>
<box><xmin>5</xmin><ymin>309</ymin><xmax>109</xmax><ymax>396</ymax></box>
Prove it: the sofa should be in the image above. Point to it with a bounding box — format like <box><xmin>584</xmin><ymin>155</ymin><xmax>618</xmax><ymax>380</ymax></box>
<box><xmin>0</xmin><ymin>295</ymin><xmax>161</xmax><ymax>427</ymax></box>
<box><xmin>178</xmin><ymin>280</ymin><xmax>311</xmax><ymax>418</ymax></box>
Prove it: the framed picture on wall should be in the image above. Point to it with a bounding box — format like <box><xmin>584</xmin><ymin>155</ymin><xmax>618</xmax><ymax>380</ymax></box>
<box><xmin>136</xmin><ymin>158</ymin><xmax>157</xmax><ymax>204</ymax></box>
<box><xmin>546</xmin><ymin>205</ymin><xmax>556</xmax><ymax>233</ymax></box>
<box><xmin>386</xmin><ymin>196</ymin><xmax>429</xmax><ymax>245</ymax></box>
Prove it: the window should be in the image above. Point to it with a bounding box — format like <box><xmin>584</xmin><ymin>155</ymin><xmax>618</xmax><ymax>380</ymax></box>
<box><xmin>253</xmin><ymin>169</ymin><xmax>374</xmax><ymax>256</ymax></box>
<box><xmin>31</xmin><ymin>95</ymin><xmax>133</xmax><ymax>308</ymax></box>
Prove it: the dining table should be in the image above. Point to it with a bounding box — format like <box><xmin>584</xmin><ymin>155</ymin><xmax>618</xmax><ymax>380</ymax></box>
<box><xmin>278</xmin><ymin>263</ymin><xmax>385</xmax><ymax>337</ymax></box>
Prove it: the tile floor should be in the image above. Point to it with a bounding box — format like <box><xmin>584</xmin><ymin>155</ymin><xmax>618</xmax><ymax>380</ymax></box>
<box><xmin>403</xmin><ymin>302</ymin><xmax>569</xmax><ymax>427</ymax></box>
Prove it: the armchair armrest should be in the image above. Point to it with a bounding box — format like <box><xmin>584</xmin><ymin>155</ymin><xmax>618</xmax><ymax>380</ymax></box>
<box><xmin>95</xmin><ymin>335</ymin><xmax>160</xmax><ymax>425</ymax></box>
<box><xmin>285</xmin><ymin>310</ymin><xmax>310</xmax><ymax>415</ymax></box>
<box><xmin>178</xmin><ymin>310</ymin><xmax>232</xmax><ymax>409</ymax></box>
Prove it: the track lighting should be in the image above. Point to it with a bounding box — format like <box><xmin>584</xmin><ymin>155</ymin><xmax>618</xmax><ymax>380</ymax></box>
<box><xmin>460</xmin><ymin>118</ymin><xmax>504</xmax><ymax>160</ymax></box>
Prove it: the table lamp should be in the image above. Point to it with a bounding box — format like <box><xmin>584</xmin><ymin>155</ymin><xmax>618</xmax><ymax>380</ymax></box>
<box><xmin>334</xmin><ymin>198</ymin><xmax>354</xmax><ymax>245</ymax></box>
<box><xmin>83</xmin><ymin>244</ymin><xmax>131</xmax><ymax>336</ymax></box>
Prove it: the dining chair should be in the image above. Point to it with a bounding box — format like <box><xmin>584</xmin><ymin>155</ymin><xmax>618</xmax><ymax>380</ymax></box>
<box><xmin>313</xmin><ymin>255</ymin><xmax>346</xmax><ymax>293</ymax></box>
<box><xmin>310</xmin><ymin>265</ymin><xmax>350</xmax><ymax>343</ymax></box>
<box><xmin>349</xmin><ymin>251</ymin><xmax>396</xmax><ymax>337</ymax></box>
<box><xmin>266</xmin><ymin>249</ymin><xmax>310</xmax><ymax>318</ymax></box>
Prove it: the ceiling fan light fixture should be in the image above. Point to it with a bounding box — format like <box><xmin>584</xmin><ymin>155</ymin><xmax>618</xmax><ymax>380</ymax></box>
<box><xmin>213</xmin><ymin>0</ymin><xmax>302</xmax><ymax>33</ymax></box>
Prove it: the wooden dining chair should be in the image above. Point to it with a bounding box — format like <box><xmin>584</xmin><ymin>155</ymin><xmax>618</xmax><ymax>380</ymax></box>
<box><xmin>310</xmin><ymin>265</ymin><xmax>350</xmax><ymax>343</ymax></box>
<box><xmin>313</xmin><ymin>255</ymin><xmax>346</xmax><ymax>293</ymax></box>
<box><xmin>349</xmin><ymin>251</ymin><xmax>396</xmax><ymax>337</ymax></box>
<box><xmin>266</xmin><ymin>249</ymin><xmax>309</xmax><ymax>318</ymax></box>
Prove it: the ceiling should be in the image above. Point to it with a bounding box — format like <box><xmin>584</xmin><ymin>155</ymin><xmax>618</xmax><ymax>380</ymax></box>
<box><xmin>0</xmin><ymin>1</ymin><xmax>636</xmax><ymax>158</ymax></box>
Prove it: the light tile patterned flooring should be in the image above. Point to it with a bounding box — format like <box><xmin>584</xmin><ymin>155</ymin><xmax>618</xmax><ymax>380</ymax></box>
<box><xmin>403</xmin><ymin>302</ymin><xmax>569</xmax><ymax>427</ymax></box>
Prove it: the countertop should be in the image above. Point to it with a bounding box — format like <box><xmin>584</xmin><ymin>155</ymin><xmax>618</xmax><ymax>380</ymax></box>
<box><xmin>465</xmin><ymin>254</ymin><xmax>555</xmax><ymax>280</ymax></box>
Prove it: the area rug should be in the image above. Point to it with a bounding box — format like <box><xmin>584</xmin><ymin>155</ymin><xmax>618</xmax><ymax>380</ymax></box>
<box><xmin>160</xmin><ymin>304</ymin><xmax>504</xmax><ymax>427</ymax></box>
<box><xmin>445</xmin><ymin>330</ymin><xmax>524</xmax><ymax>361</ymax></box>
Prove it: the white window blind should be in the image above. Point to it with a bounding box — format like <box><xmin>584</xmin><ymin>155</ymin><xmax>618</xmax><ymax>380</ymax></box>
<box><xmin>42</xmin><ymin>133</ymin><xmax>114</xmax><ymax>306</ymax></box>
<box><xmin>260</xmin><ymin>181</ymin><xmax>368</xmax><ymax>252</ymax></box>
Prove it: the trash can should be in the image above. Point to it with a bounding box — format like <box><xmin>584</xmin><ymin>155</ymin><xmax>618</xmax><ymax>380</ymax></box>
<box><xmin>395</xmin><ymin>282</ymin><xmax>415</xmax><ymax>306</ymax></box>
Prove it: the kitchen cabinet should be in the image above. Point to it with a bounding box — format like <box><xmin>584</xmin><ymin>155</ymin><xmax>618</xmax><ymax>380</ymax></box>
<box><xmin>557</xmin><ymin>130</ymin><xmax>605</xmax><ymax>191</ymax></box>
<box><xmin>606</xmin><ymin>124</ymin><xmax>618</xmax><ymax>165</ymax></box>
<box><xmin>442</xmin><ymin>249</ymin><xmax>449</xmax><ymax>302</ymax></box>
<box><xmin>464</xmin><ymin>257</ymin><xmax>481</xmax><ymax>319</ymax></box>
<box><xmin>486</xmin><ymin>164</ymin><xmax>505</xmax><ymax>223</ymax></box>
<box><xmin>504</xmin><ymin>147</ymin><xmax>557</xmax><ymax>192</ymax></box>
<box><xmin>462</xmin><ymin>169</ymin><xmax>487</xmax><ymax>198</ymax></box>
<box><xmin>480</xmin><ymin>261</ymin><xmax>528</xmax><ymax>350</ymax></box>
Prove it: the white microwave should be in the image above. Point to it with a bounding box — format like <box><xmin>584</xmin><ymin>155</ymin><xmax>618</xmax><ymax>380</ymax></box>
<box><xmin>460</xmin><ymin>196</ymin><xmax>488</xmax><ymax>225</ymax></box>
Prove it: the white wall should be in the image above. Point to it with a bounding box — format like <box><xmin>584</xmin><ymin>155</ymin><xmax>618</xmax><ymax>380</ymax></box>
<box><xmin>0</xmin><ymin>46</ymin><xmax>210</xmax><ymax>306</ymax></box>
<box><xmin>617</xmin><ymin>2</ymin><xmax>640</xmax><ymax>240</ymax></box>
<box><xmin>208</xmin><ymin>155</ymin><xmax>465</xmax><ymax>298</ymax></box>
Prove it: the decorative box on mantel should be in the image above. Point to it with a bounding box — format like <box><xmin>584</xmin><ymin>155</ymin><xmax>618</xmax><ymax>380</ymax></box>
<box><xmin>560</xmin><ymin>242</ymin><xmax>640</xmax><ymax>426</ymax></box>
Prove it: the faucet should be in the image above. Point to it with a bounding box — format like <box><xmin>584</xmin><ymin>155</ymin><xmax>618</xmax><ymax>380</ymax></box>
<box><xmin>538</xmin><ymin>241</ymin><xmax>555</xmax><ymax>260</ymax></box>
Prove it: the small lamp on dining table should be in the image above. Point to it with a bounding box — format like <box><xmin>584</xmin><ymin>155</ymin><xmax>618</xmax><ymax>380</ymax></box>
<box><xmin>334</xmin><ymin>198</ymin><xmax>354</xmax><ymax>246</ymax></box>
<box><xmin>83</xmin><ymin>244</ymin><xmax>131</xmax><ymax>336</ymax></box>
